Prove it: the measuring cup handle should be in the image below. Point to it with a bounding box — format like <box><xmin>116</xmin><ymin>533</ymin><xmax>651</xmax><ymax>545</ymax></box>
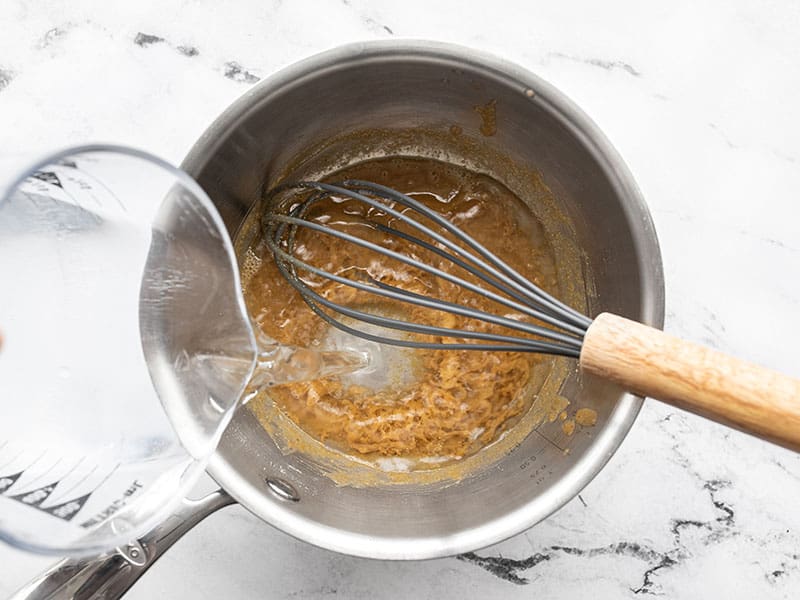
<box><xmin>10</xmin><ymin>489</ymin><xmax>235</xmax><ymax>600</ymax></box>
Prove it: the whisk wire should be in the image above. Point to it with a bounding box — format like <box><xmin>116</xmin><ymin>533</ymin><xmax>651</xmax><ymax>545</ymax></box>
<box><xmin>263</xmin><ymin>181</ymin><xmax>591</xmax><ymax>357</ymax></box>
<box><xmin>267</xmin><ymin>213</ymin><xmax>584</xmax><ymax>346</ymax></box>
<box><xmin>346</xmin><ymin>180</ymin><xmax>593</xmax><ymax>329</ymax></box>
<box><xmin>266</xmin><ymin>215</ymin><xmax>581</xmax><ymax>356</ymax></box>
<box><xmin>267</xmin><ymin>230</ymin><xmax>583</xmax><ymax>348</ymax></box>
<box><xmin>369</xmin><ymin>221</ymin><xmax>587</xmax><ymax>338</ymax></box>
<box><xmin>293</xmin><ymin>181</ymin><xmax>585</xmax><ymax>328</ymax></box>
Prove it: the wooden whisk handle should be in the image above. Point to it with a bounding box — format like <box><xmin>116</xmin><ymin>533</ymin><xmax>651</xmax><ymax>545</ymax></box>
<box><xmin>580</xmin><ymin>312</ymin><xmax>800</xmax><ymax>452</ymax></box>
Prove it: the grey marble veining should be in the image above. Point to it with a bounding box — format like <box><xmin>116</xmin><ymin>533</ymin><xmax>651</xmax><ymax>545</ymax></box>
<box><xmin>1</xmin><ymin>0</ymin><xmax>799</xmax><ymax>598</ymax></box>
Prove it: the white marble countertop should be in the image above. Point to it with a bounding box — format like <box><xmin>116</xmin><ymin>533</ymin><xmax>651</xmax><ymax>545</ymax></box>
<box><xmin>2</xmin><ymin>0</ymin><xmax>800</xmax><ymax>598</ymax></box>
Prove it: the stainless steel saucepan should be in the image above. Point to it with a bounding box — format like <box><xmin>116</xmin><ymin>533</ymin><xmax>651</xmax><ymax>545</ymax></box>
<box><xmin>14</xmin><ymin>41</ymin><xmax>663</xmax><ymax>599</ymax></box>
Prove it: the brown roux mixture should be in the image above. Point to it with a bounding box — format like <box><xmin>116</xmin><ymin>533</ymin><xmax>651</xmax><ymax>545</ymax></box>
<box><xmin>243</xmin><ymin>157</ymin><xmax>560</xmax><ymax>462</ymax></box>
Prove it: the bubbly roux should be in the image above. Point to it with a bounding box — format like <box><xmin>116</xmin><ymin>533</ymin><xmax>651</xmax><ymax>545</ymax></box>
<box><xmin>242</xmin><ymin>157</ymin><xmax>560</xmax><ymax>463</ymax></box>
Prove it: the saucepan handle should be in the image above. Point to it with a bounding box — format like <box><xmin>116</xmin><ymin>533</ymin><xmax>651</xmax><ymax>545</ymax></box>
<box><xmin>10</xmin><ymin>489</ymin><xmax>235</xmax><ymax>600</ymax></box>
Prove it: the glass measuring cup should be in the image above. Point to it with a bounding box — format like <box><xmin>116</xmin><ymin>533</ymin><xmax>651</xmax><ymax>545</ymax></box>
<box><xmin>0</xmin><ymin>145</ymin><xmax>366</xmax><ymax>556</ymax></box>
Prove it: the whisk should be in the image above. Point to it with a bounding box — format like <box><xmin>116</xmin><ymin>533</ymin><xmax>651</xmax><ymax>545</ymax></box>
<box><xmin>263</xmin><ymin>180</ymin><xmax>800</xmax><ymax>451</ymax></box>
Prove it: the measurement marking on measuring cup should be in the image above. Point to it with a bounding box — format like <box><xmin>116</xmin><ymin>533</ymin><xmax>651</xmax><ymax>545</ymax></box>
<box><xmin>30</xmin><ymin>171</ymin><xmax>62</xmax><ymax>188</ymax></box>
<box><xmin>79</xmin><ymin>479</ymin><xmax>144</xmax><ymax>529</ymax></box>
<box><xmin>68</xmin><ymin>159</ymin><xmax>129</xmax><ymax>212</ymax></box>
<box><xmin>0</xmin><ymin>449</ymin><xmax>50</xmax><ymax>488</ymax></box>
<box><xmin>10</xmin><ymin>482</ymin><xmax>61</xmax><ymax>507</ymax></box>
<box><xmin>47</xmin><ymin>462</ymin><xmax>97</xmax><ymax>505</ymax></box>
<box><xmin>9</xmin><ymin>450</ymin><xmax>49</xmax><ymax>487</ymax></box>
<box><xmin>8</xmin><ymin>456</ymin><xmax>86</xmax><ymax>509</ymax></box>
<box><xmin>20</xmin><ymin>455</ymin><xmax>63</xmax><ymax>488</ymax></box>
<box><xmin>65</xmin><ymin>164</ymin><xmax>128</xmax><ymax>212</ymax></box>
<box><xmin>20</xmin><ymin>161</ymin><xmax>129</xmax><ymax>228</ymax></box>
<box><xmin>63</xmin><ymin>155</ymin><xmax>130</xmax><ymax>212</ymax></box>
<box><xmin>44</xmin><ymin>494</ymin><xmax>94</xmax><ymax>521</ymax></box>
<box><xmin>67</xmin><ymin>463</ymin><xmax>129</xmax><ymax>525</ymax></box>
<box><xmin>0</xmin><ymin>472</ymin><xmax>23</xmax><ymax>494</ymax></box>
<box><xmin>0</xmin><ymin>453</ymin><xmax>128</xmax><ymax>523</ymax></box>
<box><xmin>39</xmin><ymin>456</ymin><xmax>87</xmax><ymax>505</ymax></box>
